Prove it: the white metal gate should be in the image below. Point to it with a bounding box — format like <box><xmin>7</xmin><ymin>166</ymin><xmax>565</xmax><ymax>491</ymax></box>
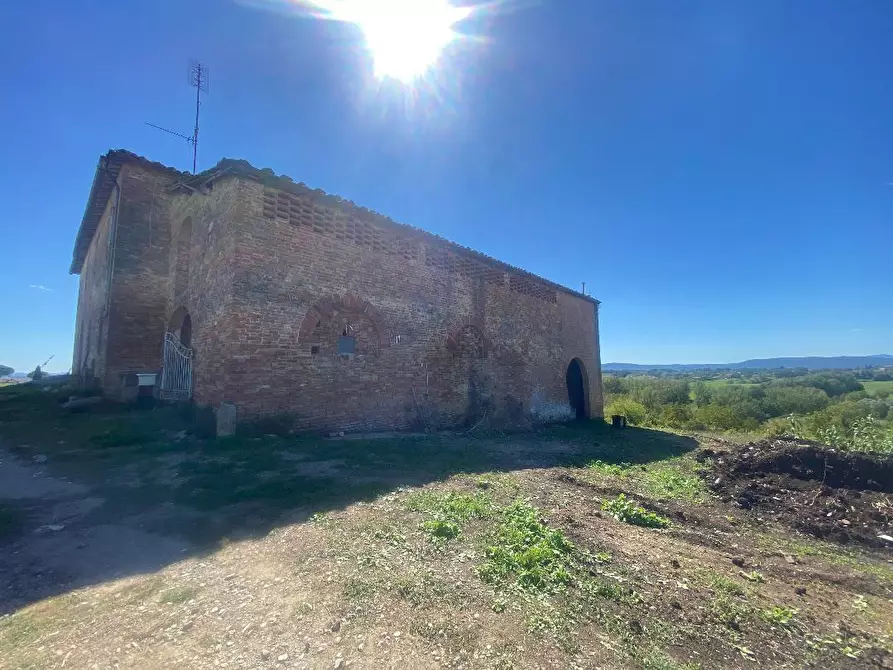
<box><xmin>160</xmin><ymin>332</ymin><xmax>193</xmax><ymax>401</ymax></box>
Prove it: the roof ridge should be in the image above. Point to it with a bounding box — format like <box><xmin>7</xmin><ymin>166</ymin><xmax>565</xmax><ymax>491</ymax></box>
<box><xmin>71</xmin><ymin>150</ymin><xmax>599</xmax><ymax>305</ymax></box>
<box><xmin>200</xmin><ymin>157</ymin><xmax>599</xmax><ymax>305</ymax></box>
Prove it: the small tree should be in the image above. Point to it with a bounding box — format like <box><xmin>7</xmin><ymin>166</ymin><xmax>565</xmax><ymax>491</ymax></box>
<box><xmin>0</xmin><ymin>365</ymin><xmax>13</xmax><ymax>377</ymax></box>
<box><xmin>27</xmin><ymin>365</ymin><xmax>43</xmax><ymax>381</ymax></box>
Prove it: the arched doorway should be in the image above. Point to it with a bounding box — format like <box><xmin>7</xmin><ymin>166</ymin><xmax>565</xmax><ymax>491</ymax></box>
<box><xmin>168</xmin><ymin>307</ymin><xmax>192</xmax><ymax>348</ymax></box>
<box><xmin>179</xmin><ymin>314</ymin><xmax>192</xmax><ymax>348</ymax></box>
<box><xmin>161</xmin><ymin>307</ymin><xmax>194</xmax><ymax>401</ymax></box>
<box><xmin>566</xmin><ymin>358</ymin><xmax>589</xmax><ymax>419</ymax></box>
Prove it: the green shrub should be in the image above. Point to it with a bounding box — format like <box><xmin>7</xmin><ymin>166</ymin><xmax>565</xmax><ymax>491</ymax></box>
<box><xmin>624</xmin><ymin>378</ymin><xmax>691</xmax><ymax>410</ymax></box>
<box><xmin>657</xmin><ymin>403</ymin><xmax>692</xmax><ymax>428</ymax></box>
<box><xmin>775</xmin><ymin>372</ymin><xmax>863</xmax><ymax>397</ymax></box>
<box><xmin>761</xmin><ymin>605</ymin><xmax>798</xmax><ymax>627</ymax></box>
<box><xmin>691</xmin><ymin>404</ymin><xmax>759</xmax><ymax>432</ymax></box>
<box><xmin>763</xmin><ymin>416</ymin><xmax>795</xmax><ymax>437</ymax></box>
<box><xmin>602</xmin><ymin>375</ymin><xmax>625</xmax><ymax>394</ymax></box>
<box><xmin>601</xmin><ymin>494</ymin><xmax>669</xmax><ymax>529</ymax></box>
<box><xmin>692</xmin><ymin>381</ymin><xmax>712</xmax><ymax>407</ymax></box>
<box><xmin>762</xmin><ymin>386</ymin><xmax>830</xmax><ymax>416</ymax></box>
<box><xmin>604</xmin><ymin>396</ymin><xmax>647</xmax><ymax>425</ymax></box>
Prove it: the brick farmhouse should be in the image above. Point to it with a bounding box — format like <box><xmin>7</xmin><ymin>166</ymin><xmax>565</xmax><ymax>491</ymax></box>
<box><xmin>71</xmin><ymin>150</ymin><xmax>604</xmax><ymax>432</ymax></box>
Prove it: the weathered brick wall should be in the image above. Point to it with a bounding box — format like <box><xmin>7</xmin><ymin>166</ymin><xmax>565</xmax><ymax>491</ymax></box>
<box><xmin>214</xmin><ymin>178</ymin><xmax>603</xmax><ymax>431</ymax></box>
<box><xmin>73</xmin><ymin>160</ymin><xmax>603</xmax><ymax>429</ymax></box>
<box><xmin>72</xmin><ymin>190</ymin><xmax>116</xmax><ymax>384</ymax></box>
<box><xmin>166</xmin><ymin>178</ymin><xmax>244</xmax><ymax>406</ymax></box>
<box><xmin>101</xmin><ymin>164</ymin><xmax>176</xmax><ymax>392</ymax></box>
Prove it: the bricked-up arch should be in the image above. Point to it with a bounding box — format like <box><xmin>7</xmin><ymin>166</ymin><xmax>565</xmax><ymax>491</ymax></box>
<box><xmin>566</xmin><ymin>358</ymin><xmax>590</xmax><ymax>419</ymax></box>
<box><xmin>299</xmin><ymin>295</ymin><xmax>388</xmax><ymax>355</ymax></box>
<box><xmin>446</xmin><ymin>322</ymin><xmax>490</xmax><ymax>359</ymax></box>
<box><xmin>174</xmin><ymin>217</ymin><xmax>193</xmax><ymax>298</ymax></box>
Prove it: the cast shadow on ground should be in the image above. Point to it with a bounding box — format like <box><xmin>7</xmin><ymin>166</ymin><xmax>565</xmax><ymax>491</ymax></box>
<box><xmin>0</xmin><ymin>387</ymin><xmax>697</xmax><ymax>615</ymax></box>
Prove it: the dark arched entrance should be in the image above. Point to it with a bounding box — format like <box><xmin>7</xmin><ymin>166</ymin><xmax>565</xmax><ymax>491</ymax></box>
<box><xmin>566</xmin><ymin>358</ymin><xmax>589</xmax><ymax>419</ymax></box>
<box><xmin>168</xmin><ymin>307</ymin><xmax>192</xmax><ymax>348</ymax></box>
<box><xmin>179</xmin><ymin>314</ymin><xmax>192</xmax><ymax>348</ymax></box>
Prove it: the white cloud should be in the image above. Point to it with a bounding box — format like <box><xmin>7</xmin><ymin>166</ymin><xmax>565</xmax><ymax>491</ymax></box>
<box><xmin>28</xmin><ymin>284</ymin><xmax>53</xmax><ymax>292</ymax></box>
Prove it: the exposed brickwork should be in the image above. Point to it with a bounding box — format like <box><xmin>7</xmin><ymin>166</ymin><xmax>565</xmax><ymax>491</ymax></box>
<box><xmin>100</xmin><ymin>165</ymin><xmax>178</xmax><ymax>393</ymax></box>
<box><xmin>71</xmin><ymin>152</ymin><xmax>603</xmax><ymax>432</ymax></box>
<box><xmin>217</xmin><ymin>179</ymin><xmax>603</xmax><ymax>431</ymax></box>
<box><xmin>72</xmin><ymin>190</ymin><xmax>116</xmax><ymax>385</ymax></box>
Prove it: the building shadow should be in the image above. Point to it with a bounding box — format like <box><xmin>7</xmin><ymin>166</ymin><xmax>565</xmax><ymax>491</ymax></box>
<box><xmin>0</xmin><ymin>391</ymin><xmax>698</xmax><ymax>615</ymax></box>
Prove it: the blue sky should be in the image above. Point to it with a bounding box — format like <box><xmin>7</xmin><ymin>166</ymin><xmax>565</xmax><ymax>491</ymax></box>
<box><xmin>1</xmin><ymin>0</ymin><xmax>891</xmax><ymax>373</ymax></box>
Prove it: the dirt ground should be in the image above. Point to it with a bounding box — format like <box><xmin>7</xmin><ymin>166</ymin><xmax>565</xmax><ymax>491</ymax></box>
<box><xmin>705</xmin><ymin>437</ymin><xmax>893</xmax><ymax>547</ymax></box>
<box><xmin>1</xmin><ymin>387</ymin><xmax>892</xmax><ymax>669</ymax></box>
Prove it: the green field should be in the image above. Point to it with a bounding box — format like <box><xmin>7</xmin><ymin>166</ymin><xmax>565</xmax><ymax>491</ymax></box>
<box><xmin>862</xmin><ymin>380</ymin><xmax>893</xmax><ymax>396</ymax></box>
<box><xmin>695</xmin><ymin>377</ymin><xmax>890</xmax><ymax>396</ymax></box>
<box><xmin>700</xmin><ymin>379</ymin><xmax>758</xmax><ymax>388</ymax></box>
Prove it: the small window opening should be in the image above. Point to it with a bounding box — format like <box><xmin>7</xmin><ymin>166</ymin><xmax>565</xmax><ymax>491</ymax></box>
<box><xmin>338</xmin><ymin>335</ymin><xmax>356</xmax><ymax>355</ymax></box>
<box><xmin>310</xmin><ymin>345</ymin><xmax>320</xmax><ymax>355</ymax></box>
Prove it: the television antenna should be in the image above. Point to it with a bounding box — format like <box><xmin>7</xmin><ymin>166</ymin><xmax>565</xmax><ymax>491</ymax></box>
<box><xmin>145</xmin><ymin>60</ymin><xmax>209</xmax><ymax>173</ymax></box>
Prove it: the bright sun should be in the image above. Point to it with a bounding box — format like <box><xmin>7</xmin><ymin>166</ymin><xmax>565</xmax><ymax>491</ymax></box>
<box><xmin>307</xmin><ymin>0</ymin><xmax>473</xmax><ymax>82</ymax></box>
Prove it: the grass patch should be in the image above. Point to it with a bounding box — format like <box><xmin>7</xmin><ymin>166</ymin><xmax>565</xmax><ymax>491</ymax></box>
<box><xmin>587</xmin><ymin>459</ymin><xmax>632</xmax><ymax>476</ymax></box>
<box><xmin>392</xmin><ymin>572</ymin><xmax>462</xmax><ymax>607</ymax></box>
<box><xmin>862</xmin><ymin>380</ymin><xmax>893</xmax><ymax>396</ymax></box>
<box><xmin>709</xmin><ymin>593</ymin><xmax>751</xmax><ymax>630</ymax></box>
<box><xmin>158</xmin><ymin>586</ymin><xmax>199</xmax><ymax>605</ymax></box>
<box><xmin>406</xmin><ymin>490</ymin><xmax>494</xmax><ymax>543</ymax></box>
<box><xmin>406</xmin><ymin>490</ymin><xmax>493</xmax><ymax>521</ymax></box>
<box><xmin>602</xmin><ymin>494</ymin><xmax>670</xmax><ymax>529</ymax></box>
<box><xmin>709</xmin><ymin>573</ymin><xmax>746</xmax><ymax>597</ymax></box>
<box><xmin>343</xmin><ymin>577</ymin><xmax>379</xmax><ymax>606</ymax></box>
<box><xmin>761</xmin><ymin>605</ymin><xmax>798</xmax><ymax>628</ymax></box>
<box><xmin>642</xmin><ymin>649</ymin><xmax>701</xmax><ymax>670</ymax></box>
<box><xmin>477</xmin><ymin>500</ymin><xmax>573</xmax><ymax>593</ymax></box>
<box><xmin>761</xmin><ymin>535</ymin><xmax>893</xmax><ymax>583</ymax></box>
<box><xmin>741</xmin><ymin>570</ymin><xmax>764</xmax><ymax>583</ymax></box>
<box><xmin>586</xmin><ymin>454</ymin><xmax>708</xmax><ymax>503</ymax></box>
<box><xmin>421</xmin><ymin>518</ymin><xmax>461</xmax><ymax>543</ymax></box>
<box><xmin>638</xmin><ymin>460</ymin><xmax>708</xmax><ymax>502</ymax></box>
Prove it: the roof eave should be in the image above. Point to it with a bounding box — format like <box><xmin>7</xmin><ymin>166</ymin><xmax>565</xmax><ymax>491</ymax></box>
<box><xmin>69</xmin><ymin>154</ymin><xmax>114</xmax><ymax>275</ymax></box>
<box><xmin>69</xmin><ymin>150</ymin><xmax>187</xmax><ymax>274</ymax></box>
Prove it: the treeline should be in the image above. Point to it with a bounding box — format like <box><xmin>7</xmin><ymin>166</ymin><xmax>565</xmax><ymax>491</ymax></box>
<box><xmin>608</xmin><ymin>367</ymin><xmax>893</xmax><ymax>383</ymax></box>
<box><xmin>603</xmin><ymin>372</ymin><xmax>892</xmax><ymax>445</ymax></box>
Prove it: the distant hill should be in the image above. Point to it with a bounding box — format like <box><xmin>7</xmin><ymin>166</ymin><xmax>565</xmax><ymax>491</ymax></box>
<box><xmin>603</xmin><ymin>354</ymin><xmax>893</xmax><ymax>372</ymax></box>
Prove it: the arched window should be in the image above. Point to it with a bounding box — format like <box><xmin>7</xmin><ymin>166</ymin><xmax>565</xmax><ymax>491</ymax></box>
<box><xmin>299</xmin><ymin>296</ymin><xmax>387</xmax><ymax>357</ymax></box>
<box><xmin>454</xmin><ymin>325</ymin><xmax>486</xmax><ymax>359</ymax></box>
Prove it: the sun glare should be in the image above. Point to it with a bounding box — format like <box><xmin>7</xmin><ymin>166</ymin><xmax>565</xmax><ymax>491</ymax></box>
<box><xmin>307</xmin><ymin>0</ymin><xmax>473</xmax><ymax>82</ymax></box>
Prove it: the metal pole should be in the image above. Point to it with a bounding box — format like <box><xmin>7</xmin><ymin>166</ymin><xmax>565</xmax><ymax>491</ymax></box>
<box><xmin>192</xmin><ymin>64</ymin><xmax>202</xmax><ymax>174</ymax></box>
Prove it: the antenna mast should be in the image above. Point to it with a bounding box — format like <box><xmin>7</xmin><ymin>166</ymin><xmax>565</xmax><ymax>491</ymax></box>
<box><xmin>145</xmin><ymin>60</ymin><xmax>209</xmax><ymax>174</ymax></box>
<box><xmin>189</xmin><ymin>61</ymin><xmax>208</xmax><ymax>174</ymax></box>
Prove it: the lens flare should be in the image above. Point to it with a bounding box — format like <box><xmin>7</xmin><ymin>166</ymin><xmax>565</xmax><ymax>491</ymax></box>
<box><xmin>306</xmin><ymin>0</ymin><xmax>473</xmax><ymax>82</ymax></box>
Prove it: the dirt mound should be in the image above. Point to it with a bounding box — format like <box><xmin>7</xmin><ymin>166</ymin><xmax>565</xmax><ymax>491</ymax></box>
<box><xmin>702</xmin><ymin>438</ymin><xmax>893</xmax><ymax>547</ymax></box>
